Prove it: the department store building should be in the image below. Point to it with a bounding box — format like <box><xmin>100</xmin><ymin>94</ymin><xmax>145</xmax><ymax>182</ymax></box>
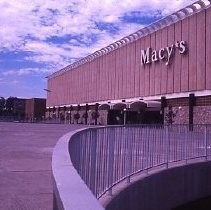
<box><xmin>46</xmin><ymin>0</ymin><xmax>211</xmax><ymax>125</ymax></box>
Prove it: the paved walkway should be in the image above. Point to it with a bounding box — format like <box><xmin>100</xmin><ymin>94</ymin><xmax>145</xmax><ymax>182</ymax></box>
<box><xmin>0</xmin><ymin>122</ymin><xmax>84</xmax><ymax>210</ymax></box>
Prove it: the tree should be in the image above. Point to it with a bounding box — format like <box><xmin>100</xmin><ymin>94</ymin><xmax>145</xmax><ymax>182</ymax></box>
<box><xmin>0</xmin><ymin>97</ymin><xmax>5</xmax><ymax>109</ymax></box>
<box><xmin>5</xmin><ymin>97</ymin><xmax>17</xmax><ymax>114</ymax></box>
<box><xmin>165</xmin><ymin>105</ymin><xmax>176</xmax><ymax>124</ymax></box>
<box><xmin>0</xmin><ymin>97</ymin><xmax>5</xmax><ymax>115</ymax></box>
<box><xmin>74</xmin><ymin>112</ymin><xmax>80</xmax><ymax>124</ymax></box>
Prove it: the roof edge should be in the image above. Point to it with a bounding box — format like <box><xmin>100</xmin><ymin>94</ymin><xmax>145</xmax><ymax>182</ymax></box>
<box><xmin>47</xmin><ymin>0</ymin><xmax>211</xmax><ymax>79</ymax></box>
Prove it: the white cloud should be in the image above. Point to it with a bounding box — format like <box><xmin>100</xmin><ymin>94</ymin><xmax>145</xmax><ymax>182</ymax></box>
<box><xmin>2</xmin><ymin>68</ymin><xmax>53</xmax><ymax>76</ymax></box>
<box><xmin>0</xmin><ymin>0</ymin><xmax>200</xmax><ymax>75</ymax></box>
<box><xmin>0</xmin><ymin>78</ymin><xmax>19</xmax><ymax>84</ymax></box>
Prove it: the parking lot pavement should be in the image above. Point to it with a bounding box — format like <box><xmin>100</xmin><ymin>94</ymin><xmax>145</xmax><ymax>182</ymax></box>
<box><xmin>0</xmin><ymin>122</ymin><xmax>84</xmax><ymax>210</ymax></box>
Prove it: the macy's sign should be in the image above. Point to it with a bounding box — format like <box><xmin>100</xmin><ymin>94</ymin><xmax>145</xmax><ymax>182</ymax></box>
<box><xmin>141</xmin><ymin>41</ymin><xmax>187</xmax><ymax>66</ymax></box>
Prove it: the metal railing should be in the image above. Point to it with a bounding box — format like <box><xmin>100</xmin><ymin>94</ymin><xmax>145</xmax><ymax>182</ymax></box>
<box><xmin>68</xmin><ymin>125</ymin><xmax>211</xmax><ymax>199</ymax></box>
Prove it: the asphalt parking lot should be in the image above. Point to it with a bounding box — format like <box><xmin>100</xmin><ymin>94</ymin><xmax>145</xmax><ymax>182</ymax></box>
<box><xmin>0</xmin><ymin>122</ymin><xmax>84</xmax><ymax>210</ymax></box>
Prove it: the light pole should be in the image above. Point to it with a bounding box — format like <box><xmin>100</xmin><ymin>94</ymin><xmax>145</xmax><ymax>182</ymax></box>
<box><xmin>43</xmin><ymin>88</ymin><xmax>51</xmax><ymax>120</ymax></box>
<box><xmin>123</xmin><ymin>108</ymin><xmax>127</xmax><ymax>125</ymax></box>
<box><xmin>44</xmin><ymin>88</ymin><xmax>62</xmax><ymax>122</ymax></box>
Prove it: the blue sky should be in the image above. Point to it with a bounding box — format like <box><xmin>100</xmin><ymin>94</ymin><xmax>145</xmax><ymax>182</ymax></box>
<box><xmin>0</xmin><ymin>0</ymin><xmax>197</xmax><ymax>98</ymax></box>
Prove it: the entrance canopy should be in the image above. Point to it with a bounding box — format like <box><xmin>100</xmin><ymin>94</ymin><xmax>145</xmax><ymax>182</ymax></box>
<box><xmin>144</xmin><ymin>100</ymin><xmax>161</xmax><ymax>108</ymax></box>
<box><xmin>130</xmin><ymin>101</ymin><xmax>146</xmax><ymax>111</ymax></box>
<box><xmin>98</xmin><ymin>104</ymin><xmax>110</xmax><ymax>110</ymax></box>
<box><xmin>109</xmin><ymin>100</ymin><xmax>161</xmax><ymax>111</ymax></box>
<box><xmin>112</xmin><ymin>102</ymin><xmax>127</xmax><ymax>110</ymax></box>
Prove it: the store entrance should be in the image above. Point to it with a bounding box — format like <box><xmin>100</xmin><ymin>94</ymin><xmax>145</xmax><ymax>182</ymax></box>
<box><xmin>141</xmin><ymin>111</ymin><xmax>163</xmax><ymax>124</ymax></box>
<box><xmin>107</xmin><ymin>109</ymin><xmax>163</xmax><ymax>125</ymax></box>
<box><xmin>107</xmin><ymin>110</ymin><xmax>123</xmax><ymax>125</ymax></box>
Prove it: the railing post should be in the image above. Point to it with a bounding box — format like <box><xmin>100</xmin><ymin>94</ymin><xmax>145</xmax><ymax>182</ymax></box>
<box><xmin>205</xmin><ymin>125</ymin><xmax>208</xmax><ymax>161</ymax></box>
<box><xmin>90</xmin><ymin>129</ymin><xmax>97</xmax><ymax>195</ymax></box>
<box><xmin>185</xmin><ymin>125</ymin><xmax>188</xmax><ymax>164</ymax></box>
<box><xmin>165</xmin><ymin>125</ymin><xmax>169</xmax><ymax>168</ymax></box>
<box><xmin>108</xmin><ymin>127</ymin><xmax>115</xmax><ymax>196</ymax></box>
<box><xmin>127</xmin><ymin>127</ymin><xmax>133</xmax><ymax>184</ymax></box>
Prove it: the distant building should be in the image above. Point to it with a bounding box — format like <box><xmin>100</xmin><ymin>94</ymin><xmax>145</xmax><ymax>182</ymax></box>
<box><xmin>25</xmin><ymin>98</ymin><xmax>46</xmax><ymax>122</ymax></box>
<box><xmin>13</xmin><ymin>98</ymin><xmax>26</xmax><ymax>120</ymax></box>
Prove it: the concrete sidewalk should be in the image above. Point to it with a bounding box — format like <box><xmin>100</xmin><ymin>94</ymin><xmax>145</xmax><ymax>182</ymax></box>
<box><xmin>0</xmin><ymin>122</ymin><xmax>84</xmax><ymax>210</ymax></box>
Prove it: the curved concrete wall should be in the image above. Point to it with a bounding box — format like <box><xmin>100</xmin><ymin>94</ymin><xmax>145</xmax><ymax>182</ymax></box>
<box><xmin>106</xmin><ymin>161</ymin><xmax>211</xmax><ymax>210</ymax></box>
<box><xmin>52</xmin><ymin>129</ymin><xmax>104</xmax><ymax>210</ymax></box>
